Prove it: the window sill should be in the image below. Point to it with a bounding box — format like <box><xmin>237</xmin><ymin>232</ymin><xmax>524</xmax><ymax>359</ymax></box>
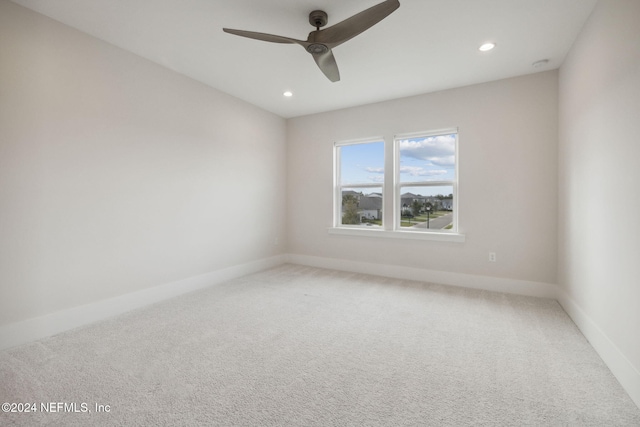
<box><xmin>327</xmin><ymin>227</ymin><xmax>466</xmax><ymax>243</ymax></box>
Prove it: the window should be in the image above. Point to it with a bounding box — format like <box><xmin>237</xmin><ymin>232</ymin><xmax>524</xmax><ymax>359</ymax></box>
<box><xmin>332</xmin><ymin>129</ymin><xmax>461</xmax><ymax>241</ymax></box>
<box><xmin>334</xmin><ymin>139</ymin><xmax>384</xmax><ymax>228</ymax></box>
<box><xmin>395</xmin><ymin>130</ymin><xmax>457</xmax><ymax>233</ymax></box>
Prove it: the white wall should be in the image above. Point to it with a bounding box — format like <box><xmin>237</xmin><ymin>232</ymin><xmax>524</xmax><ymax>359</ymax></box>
<box><xmin>287</xmin><ymin>71</ymin><xmax>558</xmax><ymax>287</ymax></box>
<box><xmin>0</xmin><ymin>0</ymin><xmax>286</xmax><ymax>327</ymax></box>
<box><xmin>558</xmin><ymin>0</ymin><xmax>640</xmax><ymax>406</ymax></box>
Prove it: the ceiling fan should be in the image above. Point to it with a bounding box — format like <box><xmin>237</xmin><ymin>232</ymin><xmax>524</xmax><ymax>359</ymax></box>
<box><xmin>223</xmin><ymin>0</ymin><xmax>400</xmax><ymax>82</ymax></box>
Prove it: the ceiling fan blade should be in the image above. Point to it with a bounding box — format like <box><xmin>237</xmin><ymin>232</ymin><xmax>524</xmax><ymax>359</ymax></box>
<box><xmin>314</xmin><ymin>0</ymin><xmax>400</xmax><ymax>47</ymax></box>
<box><xmin>223</xmin><ymin>28</ymin><xmax>307</xmax><ymax>46</ymax></box>
<box><xmin>312</xmin><ymin>49</ymin><xmax>340</xmax><ymax>82</ymax></box>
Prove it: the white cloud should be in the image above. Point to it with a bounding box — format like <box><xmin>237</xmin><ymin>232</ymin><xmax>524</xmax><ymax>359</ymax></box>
<box><xmin>365</xmin><ymin>167</ymin><xmax>384</xmax><ymax>174</ymax></box>
<box><xmin>398</xmin><ymin>134</ymin><xmax>455</xmax><ymax>166</ymax></box>
<box><xmin>429</xmin><ymin>155</ymin><xmax>455</xmax><ymax>167</ymax></box>
<box><xmin>400</xmin><ymin>166</ymin><xmax>447</xmax><ymax>177</ymax></box>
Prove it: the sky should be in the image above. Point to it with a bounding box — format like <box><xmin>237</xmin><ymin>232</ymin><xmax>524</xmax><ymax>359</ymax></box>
<box><xmin>340</xmin><ymin>140</ymin><xmax>385</xmax><ymax>185</ymax></box>
<box><xmin>340</xmin><ymin>134</ymin><xmax>455</xmax><ymax>197</ymax></box>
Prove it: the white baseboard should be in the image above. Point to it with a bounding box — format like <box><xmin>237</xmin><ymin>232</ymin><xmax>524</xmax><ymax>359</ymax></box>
<box><xmin>556</xmin><ymin>289</ymin><xmax>640</xmax><ymax>409</ymax></box>
<box><xmin>286</xmin><ymin>254</ymin><xmax>558</xmax><ymax>298</ymax></box>
<box><xmin>0</xmin><ymin>255</ymin><xmax>287</xmax><ymax>351</ymax></box>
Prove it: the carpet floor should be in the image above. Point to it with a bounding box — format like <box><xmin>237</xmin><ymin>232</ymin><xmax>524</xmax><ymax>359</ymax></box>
<box><xmin>1</xmin><ymin>264</ymin><xmax>639</xmax><ymax>426</ymax></box>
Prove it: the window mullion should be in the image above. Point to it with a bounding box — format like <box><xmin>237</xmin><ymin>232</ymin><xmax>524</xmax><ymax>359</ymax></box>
<box><xmin>393</xmin><ymin>139</ymin><xmax>400</xmax><ymax>231</ymax></box>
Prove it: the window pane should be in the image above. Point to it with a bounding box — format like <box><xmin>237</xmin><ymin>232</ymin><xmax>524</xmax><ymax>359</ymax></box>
<box><xmin>398</xmin><ymin>134</ymin><xmax>455</xmax><ymax>183</ymax></box>
<box><xmin>341</xmin><ymin>187</ymin><xmax>383</xmax><ymax>227</ymax></box>
<box><xmin>399</xmin><ymin>185</ymin><xmax>454</xmax><ymax>230</ymax></box>
<box><xmin>339</xmin><ymin>141</ymin><xmax>384</xmax><ymax>185</ymax></box>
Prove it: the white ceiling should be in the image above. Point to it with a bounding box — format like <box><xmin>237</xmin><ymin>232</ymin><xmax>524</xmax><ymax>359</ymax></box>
<box><xmin>11</xmin><ymin>0</ymin><xmax>597</xmax><ymax>118</ymax></box>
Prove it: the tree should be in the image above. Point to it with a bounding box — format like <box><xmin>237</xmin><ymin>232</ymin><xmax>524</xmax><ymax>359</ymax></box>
<box><xmin>411</xmin><ymin>200</ymin><xmax>422</xmax><ymax>217</ymax></box>
<box><xmin>342</xmin><ymin>195</ymin><xmax>360</xmax><ymax>224</ymax></box>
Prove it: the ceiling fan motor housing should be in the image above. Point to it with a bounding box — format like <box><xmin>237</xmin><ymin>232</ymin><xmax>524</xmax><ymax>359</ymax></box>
<box><xmin>306</xmin><ymin>43</ymin><xmax>328</xmax><ymax>54</ymax></box>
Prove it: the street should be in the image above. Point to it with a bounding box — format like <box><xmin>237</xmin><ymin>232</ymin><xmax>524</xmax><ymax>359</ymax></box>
<box><xmin>409</xmin><ymin>212</ymin><xmax>453</xmax><ymax>230</ymax></box>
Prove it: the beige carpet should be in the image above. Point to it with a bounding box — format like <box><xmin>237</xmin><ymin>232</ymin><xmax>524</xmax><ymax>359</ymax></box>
<box><xmin>1</xmin><ymin>264</ymin><xmax>639</xmax><ymax>426</ymax></box>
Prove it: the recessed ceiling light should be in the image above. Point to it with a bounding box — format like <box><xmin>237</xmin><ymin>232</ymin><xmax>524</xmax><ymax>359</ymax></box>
<box><xmin>479</xmin><ymin>42</ymin><xmax>496</xmax><ymax>52</ymax></box>
<box><xmin>283</xmin><ymin>91</ymin><xmax>293</xmax><ymax>97</ymax></box>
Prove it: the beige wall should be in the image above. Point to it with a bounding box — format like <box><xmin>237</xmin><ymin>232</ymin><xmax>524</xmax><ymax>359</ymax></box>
<box><xmin>287</xmin><ymin>71</ymin><xmax>558</xmax><ymax>285</ymax></box>
<box><xmin>0</xmin><ymin>1</ymin><xmax>287</xmax><ymax>326</ymax></box>
<box><xmin>558</xmin><ymin>0</ymin><xmax>640</xmax><ymax>399</ymax></box>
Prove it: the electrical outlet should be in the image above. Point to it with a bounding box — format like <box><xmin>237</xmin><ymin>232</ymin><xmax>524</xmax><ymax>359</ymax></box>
<box><xmin>274</xmin><ymin>238</ymin><xmax>279</xmax><ymax>246</ymax></box>
<box><xmin>489</xmin><ymin>252</ymin><xmax>497</xmax><ymax>262</ymax></box>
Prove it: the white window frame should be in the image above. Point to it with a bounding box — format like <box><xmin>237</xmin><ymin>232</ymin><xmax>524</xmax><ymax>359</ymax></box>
<box><xmin>330</xmin><ymin>130</ymin><xmax>464</xmax><ymax>243</ymax></box>
<box><xmin>394</xmin><ymin>128</ymin><xmax>459</xmax><ymax>234</ymax></box>
<box><xmin>333</xmin><ymin>138</ymin><xmax>385</xmax><ymax>229</ymax></box>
